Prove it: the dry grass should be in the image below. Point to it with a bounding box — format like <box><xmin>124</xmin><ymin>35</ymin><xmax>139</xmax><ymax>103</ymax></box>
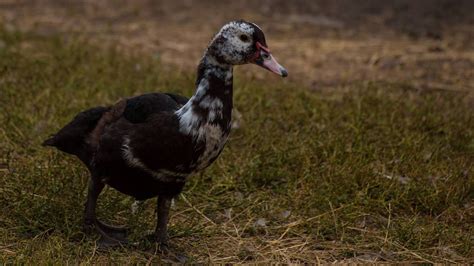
<box><xmin>0</xmin><ymin>25</ymin><xmax>473</xmax><ymax>263</ymax></box>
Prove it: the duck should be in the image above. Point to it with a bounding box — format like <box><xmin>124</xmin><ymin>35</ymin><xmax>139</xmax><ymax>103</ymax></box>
<box><xmin>43</xmin><ymin>20</ymin><xmax>287</xmax><ymax>248</ymax></box>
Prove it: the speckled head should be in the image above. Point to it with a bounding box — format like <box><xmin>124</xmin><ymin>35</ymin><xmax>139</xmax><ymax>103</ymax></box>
<box><xmin>207</xmin><ymin>20</ymin><xmax>288</xmax><ymax>77</ymax></box>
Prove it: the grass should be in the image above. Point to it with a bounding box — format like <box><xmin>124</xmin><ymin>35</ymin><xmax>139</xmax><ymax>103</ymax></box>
<box><xmin>0</xmin><ymin>27</ymin><xmax>473</xmax><ymax>263</ymax></box>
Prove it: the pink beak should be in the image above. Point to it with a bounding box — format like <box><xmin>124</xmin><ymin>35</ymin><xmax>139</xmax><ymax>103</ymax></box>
<box><xmin>252</xmin><ymin>42</ymin><xmax>288</xmax><ymax>77</ymax></box>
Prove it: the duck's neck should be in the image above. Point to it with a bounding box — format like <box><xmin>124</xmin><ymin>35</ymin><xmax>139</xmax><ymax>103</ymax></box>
<box><xmin>176</xmin><ymin>54</ymin><xmax>233</xmax><ymax>139</ymax></box>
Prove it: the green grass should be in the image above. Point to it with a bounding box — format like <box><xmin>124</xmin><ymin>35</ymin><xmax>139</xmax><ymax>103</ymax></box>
<box><xmin>0</xmin><ymin>28</ymin><xmax>473</xmax><ymax>263</ymax></box>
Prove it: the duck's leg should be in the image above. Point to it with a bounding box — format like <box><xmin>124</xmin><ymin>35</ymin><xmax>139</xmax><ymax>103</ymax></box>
<box><xmin>154</xmin><ymin>196</ymin><xmax>172</xmax><ymax>249</ymax></box>
<box><xmin>83</xmin><ymin>178</ymin><xmax>128</xmax><ymax>246</ymax></box>
<box><xmin>83</xmin><ymin>178</ymin><xmax>104</xmax><ymax>230</ymax></box>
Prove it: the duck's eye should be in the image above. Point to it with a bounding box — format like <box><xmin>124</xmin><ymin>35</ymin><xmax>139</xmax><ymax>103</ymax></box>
<box><xmin>239</xmin><ymin>34</ymin><xmax>249</xmax><ymax>42</ymax></box>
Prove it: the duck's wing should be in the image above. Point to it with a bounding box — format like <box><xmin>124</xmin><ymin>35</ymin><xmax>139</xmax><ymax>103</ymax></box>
<box><xmin>43</xmin><ymin>92</ymin><xmax>189</xmax><ymax>164</ymax></box>
<box><xmin>90</xmin><ymin>93</ymin><xmax>194</xmax><ymax>177</ymax></box>
<box><xmin>163</xmin><ymin>93</ymin><xmax>189</xmax><ymax>106</ymax></box>
<box><xmin>93</xmin><ymin>111</ymin><xmax>194</xmax><ymax>180</ymax></box>
<box><xmin>125</xmin><ymin>113</ymin><xmax>194</xmax><ymax>174</ymax></box>
<box><xmin>123</xmin><ymin>93</ymin><xmax>189</xmax><ymax>123</ymax></box>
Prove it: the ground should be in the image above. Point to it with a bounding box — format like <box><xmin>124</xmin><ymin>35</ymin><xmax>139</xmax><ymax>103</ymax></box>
<box><xmin>0</xmin><ymin>0</ymin><xmax>473</xmax><ymax>263</ymax></box>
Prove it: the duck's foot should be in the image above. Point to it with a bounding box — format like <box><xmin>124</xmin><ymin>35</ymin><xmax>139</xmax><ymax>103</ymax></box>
<box><xmin>156</xmin><ymin>232</ymin><xmax>169</xmax><ymax>252</ymax></box>
<box><xmin>144</xmin><ymin>232</ymin><xmax>169</xmax><ymax>252</ymax></box>
<box><xmin>95</xmin><ymin>220</ymin><xmax>128</xmax><ymax>239</ymax></box>
<box><xmin>84</xmin><ymin>219</ymin><xmax>129</xmax><ymax>247</ymax></box>
<box><xmin>142</xmin><ymin>233</ymin><xmax>187</xmax><ymax>263</ymax></box>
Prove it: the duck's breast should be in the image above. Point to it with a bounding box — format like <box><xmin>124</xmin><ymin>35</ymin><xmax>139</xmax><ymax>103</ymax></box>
<box><xmin>193</xmin><ymin>122</ymin><xmax>230</xmax><ymax>171</ymax></box>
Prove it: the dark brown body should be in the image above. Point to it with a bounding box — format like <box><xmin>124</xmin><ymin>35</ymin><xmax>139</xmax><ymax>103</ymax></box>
<box><xmin>43</xmin><ymin>93</ymin><xmax>192</xmax><ymax>200</ymax></box>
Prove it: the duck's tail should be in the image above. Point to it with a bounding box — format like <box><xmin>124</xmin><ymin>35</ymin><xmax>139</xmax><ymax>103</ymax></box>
<box><xmin>43</xmin><ymin>106</ymin><xmax>109</xmax><ymax>159</ymax></box>
<box><xmin>41</xmin><ymin>136</ymin><xmax>56</xmax><ymax>147</ymax></box>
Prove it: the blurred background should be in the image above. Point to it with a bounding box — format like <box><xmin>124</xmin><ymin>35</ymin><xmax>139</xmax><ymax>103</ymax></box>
<box><xmin>1</xmin><ymin>0</ymin><xmax>473</xmax><ymax>91</ymax></box>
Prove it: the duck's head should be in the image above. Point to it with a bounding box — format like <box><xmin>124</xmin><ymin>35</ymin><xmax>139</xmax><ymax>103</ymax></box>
<box><xmin>207</xmin><ymin>20</ymin><xmax>288</xmax><ymax>77</ymax></box>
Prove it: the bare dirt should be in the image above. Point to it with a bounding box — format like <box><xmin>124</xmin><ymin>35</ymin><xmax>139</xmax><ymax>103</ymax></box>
<box><xmin>1</xmin><ymin>0</ymin><xmax>473</xmax><ymax>92</ymax></box>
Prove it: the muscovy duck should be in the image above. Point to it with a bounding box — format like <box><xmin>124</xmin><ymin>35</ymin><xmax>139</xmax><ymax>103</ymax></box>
<box><xmin>43</xmin><ymin>20</ymin><xmax>287</xmax><ymax>248</ymax></box>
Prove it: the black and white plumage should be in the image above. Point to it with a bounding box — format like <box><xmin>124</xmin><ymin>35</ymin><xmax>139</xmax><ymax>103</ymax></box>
<box><xmin>43</xmin><ymin>20</ymin><xmax>287</xmax><ymax>248</ymax></box>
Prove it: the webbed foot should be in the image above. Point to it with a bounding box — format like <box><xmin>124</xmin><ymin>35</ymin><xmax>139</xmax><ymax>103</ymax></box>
<box><xmin>84</xmin><ymin>219</ymin><xmax>129</xmax><ymax>247</ymax></box>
